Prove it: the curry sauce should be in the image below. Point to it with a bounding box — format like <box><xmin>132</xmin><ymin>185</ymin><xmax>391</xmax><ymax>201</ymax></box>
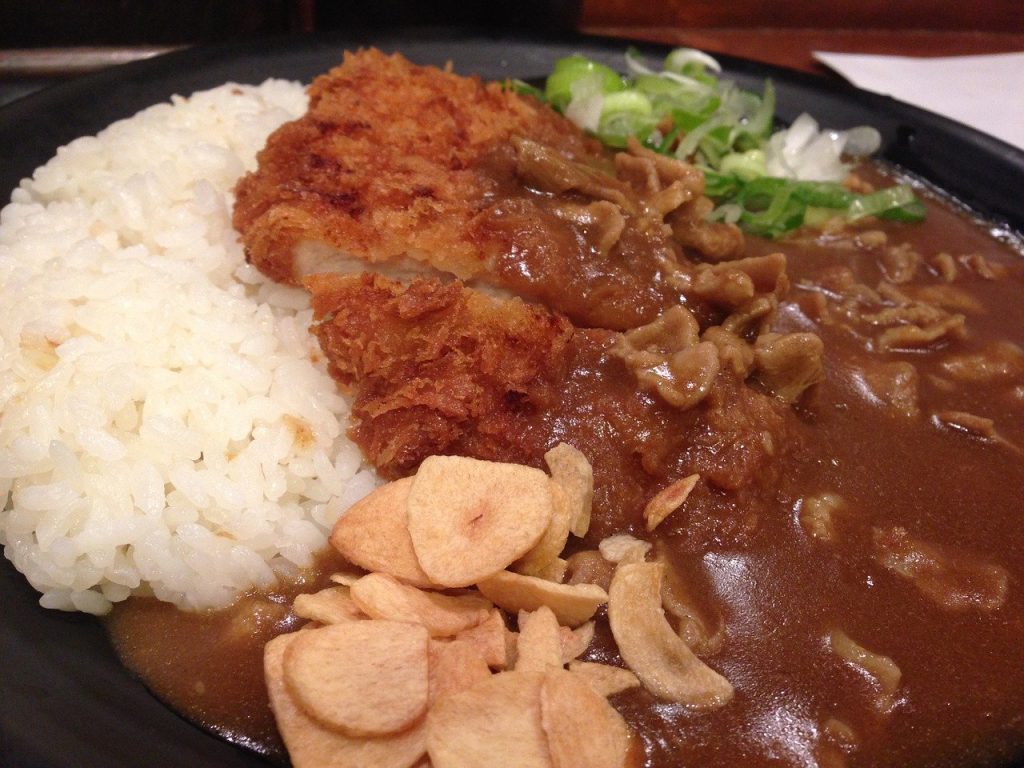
<box><xmin>109</xmin><ymin>177</ymin><xmax>1024</xmax><ymax>768</ymax></box>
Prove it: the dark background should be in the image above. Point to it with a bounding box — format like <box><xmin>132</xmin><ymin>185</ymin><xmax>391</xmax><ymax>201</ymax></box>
<box><xmin>0</xmin><ymin>0</ymin><xmax>580</xmax><ymax>46</ymax></box>
<box><xmin>2</xmin><ymin>0</ymin><xmax>1022</xmax><ymax>106</ymax></box>
<box><xmin>0</xmin><ymin>0</ymin><xmax>581</xmax><ymax>104</ymax></box>
<box><xmin>4</xmin><ymin>0</ymin><xmax>1023</xmax><ymax>48</ymax></box>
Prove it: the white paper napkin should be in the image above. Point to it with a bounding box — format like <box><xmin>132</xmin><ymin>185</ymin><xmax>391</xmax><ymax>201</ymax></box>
<box><xmin>813</xmin><ymin>50</ymin><xmax>1024</xmax><ymax>151</ymax></box>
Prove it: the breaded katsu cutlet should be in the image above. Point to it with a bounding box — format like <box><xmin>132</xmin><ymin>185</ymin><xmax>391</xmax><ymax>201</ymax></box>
<box><xmin>234</xmin><ymin>49</ymin><xmax>745</xmax><ymax>331</ymax></box>
<box><xmin>233</xmin><ymin>48</ymin><xmax>597</xmax><ymax>287</ymax></box>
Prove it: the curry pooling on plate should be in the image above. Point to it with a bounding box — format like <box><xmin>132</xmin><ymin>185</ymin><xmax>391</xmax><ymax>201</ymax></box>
<box><xmin>111</xmin><ymin>50</ymin><xmax>1024</xmax><ymax>768</ymax></box>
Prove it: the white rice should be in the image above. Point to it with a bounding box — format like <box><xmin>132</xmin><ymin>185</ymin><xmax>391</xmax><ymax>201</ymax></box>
<box><xmin>0</xmin><ymin>80</ymin><xmax>378</xmax><ymax>615</ymax></box>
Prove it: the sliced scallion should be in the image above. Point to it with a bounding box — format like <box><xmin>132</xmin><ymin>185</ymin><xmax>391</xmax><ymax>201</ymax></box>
<box><xmin>542</xmin><ymin>47</ymin><xmax>926</xmax><ymax>237</ymax></box>
<box><xmin>545</xmin><ymin>55</ymin><xmax>624</xmax><ymax>111</ymax></box>
<box><xmin>848</xmin><ymin>185</ymin><xmax>924</xmax><ymax>222</ymax></box>
<box><xmin>664</xmin><ymin>47</ymin><xmax>722</xmax><ymax>75</ymax></box>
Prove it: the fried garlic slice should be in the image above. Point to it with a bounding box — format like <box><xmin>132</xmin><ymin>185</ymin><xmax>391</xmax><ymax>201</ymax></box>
<box><xmin>477</xmin><ymin>570</ymin><xmax>608</xmax><ymax>628</ymax></box>
<box><xmin>408</xmin><ymin>456</ymin><xmax>553</xmax><ymax>588</ymax></box>
<box><xmin>540</xmin><ymin>669</ymin><xmax>632</xmax><ymax>768</ymax></box>
<box><xmin>608</xmin><ymin>562</ymin><xmax>733</xmax><ymax>709</ymax></box>
<box><xmin>428</xmin><ymin>639</ymin><xmax>492</xmax><ymax>705</ymax></box>
<box><xmin>330</xmin><ymin>477</ymin><xmax>436</xmax><ymax>588</ymax></box>
<box><xmin>427</xmin><ymin>671</ymin><xmax>552</xmax><ymax>768</ymax></box>
<box><xmin>515</xmin><ymin>607</ymin><xmax>564</xmax><ymax>673</ymax></box>
<box><xmin>643</xmin><ymin>474</ymin><xmax>699</xmax><ymax>531</ymax></box>
<box><xmin>350</xmin><ymin>572</ymin><xmax>492</xmax><ymax>637</ymax></box>
<box><xmin>283</xmin><ymin>621</ymin><xmax>429</xmax><ymax>737</ymax></box>
<box><xmin>515</xmin><ymin>480</ymin><xmax>574</xmax><ymax>577</ymax></box>
<box><xmin>265</xmin><ymin>633</ymin><xmax>427</xmax><ymax>768</ymax></box>
<box><xmin>293</xmin><ymin>586</ymin><xmax>365</xmax><ymax>625</ymax></box>
<box><xmin>544</xmin><ymin>443</ymin><xmax>594</xmax><ymax>538</ymax></box>
<box><xmin>568</xmin><ymin>661</ymin><xmax>641</xmax><ymax>698</ymax></box>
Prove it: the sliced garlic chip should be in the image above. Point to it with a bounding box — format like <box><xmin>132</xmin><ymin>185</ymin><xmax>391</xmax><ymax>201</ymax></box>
<box><xmin>608</xmin><ymin>562</ymin><xmax>733</xmax><ymax>709</ymax></box>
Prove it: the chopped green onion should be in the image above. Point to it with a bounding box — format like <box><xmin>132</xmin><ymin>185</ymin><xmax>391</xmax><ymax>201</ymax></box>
<box><xmin>738</xmin><ymin>185</ymin><xmax>806</xmax><ymax>238</ymax></box>
<box><xmin>675</xmin><ymin>115</ymin><xmax>725</xmax><ymax>160</ymax></box>
<box><xmin>600</xmin><ymin>90</ymin><xmax>653</xmax><ymax>118</ymax></box>
<box><xmin>664</xmin><ymin>48</ymin><xmax>722</xmax><ymax>75</ymax></box>
<box><xmin>802</xmin><ymin>206</ymin><xmax>839</xmax><ymax>229</ymax></box>
<box><xmin>542</xmin><ymin>47</ymin><xmax>927</xmax><ymax>237</ymax></box>
<box><xmin>700</xmin><ymin>175</ymin><xmax>925</xmax><ymax>235</ymax></box>
<box><xmin>656</xmin><ymin>122</ymin><xmax>686</xmax><ymax>154</ymax></box>
<box><xmin>624</xmin><ymin>46</ymin><xmax>657</xmax><ymax>77</ymax></box>
<box><xmin>708</xmin><ymin>202</ymin><xmax>743</xmax><ymax>223</ymax></box>
<box><xmin>849</xmin><ymin>185</ymin><xmax>925</xmax><ymax>222</ymax></box>
<box><xmin>742</xmin><ymin>80</ymin><xmax>775</xmax><ymax>140</ymax></box>
<box><xmin>599</xmin><ymin>111</ymin><xmax>659</xmax><ymax>149</ymax></box>
<box><xmin>633</xmin><ymin>73</ymin><xmax>689</xmax><ymax>96</ymax></box>
<box><xmin>719</xmin><ymin>149</ymin><xmax>766</xmax><ymax>181</ymax></box>
<box><xmin>545</xmin><ymin>55</ymin><xmax>624</xmax><ymax>111</ymax></box>
<box><xmin>788</xmin><ymin>180</ymin><xmax>854</xmax><ymax>209</ymax></box>
<box><xmin>702</xmin><ymin>170</ymin><xmax>743</xmax><ymax>199</ymax></box>
<box><xmin>506</xmin><ymin>79</ymin><xmax>546</xmax><ymax>101</ymax></box>
<box><xmin>880</xmin><ymin>199</ymin><xmax>927</xmax><ymax>223</ymax></box>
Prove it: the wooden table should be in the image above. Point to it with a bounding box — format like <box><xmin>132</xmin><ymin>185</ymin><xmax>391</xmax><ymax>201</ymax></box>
<box><xmin>579</xmin><ymin>0</ymin><xmax>1024</xmax><ymax>76</ymax></box>
<box><xmin>581</xmin><ymin>26</ymin><xmax>1024</xmax><ymax>76</ymax></box>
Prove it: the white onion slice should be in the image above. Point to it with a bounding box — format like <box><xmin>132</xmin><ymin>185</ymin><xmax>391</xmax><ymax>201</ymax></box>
<box><xmin>709</xmin><ymin>203</ymin><xmax>743</xmax><ymax>224</ymax></box>
<box><xmin>843</xmin><ymin>125</ymin><xmax>882</xmax><ymax>157</ymax></box>
<box><xmin>764</xmin><ymin>112</ymin><xmax>882</xmax><ymax>182</ymax></box>
<box><xmin>658</xmin><ymin>70</ymin><xmax>714</xmax><ymax>92</ymax></box>
<box><xmin>624</xmin><ymin>49</ymin><xmax>656</xmax><ymax>77</ymax></box>
<box><xmin>565</xmin><ymin>73</ymin><xmax>605</xmax><ymax>133</ymax></box>
<box><xmin>665</xmin><ymin>48</ymin><xmax>723</xmax><ymax>74</ymax></box>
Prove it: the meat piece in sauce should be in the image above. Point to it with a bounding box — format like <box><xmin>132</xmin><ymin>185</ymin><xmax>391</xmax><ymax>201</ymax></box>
<box><xmin>233</xmin><ymin>49</ymin><xmax>743</xmax><ymax>331</ymax></box>
<box><xmin>307</xmin><ymin>271</ymin><xmax>801</xmax><ymax>546</ymax></box>
<box><xmin>872</xmin><ymin>526</ymin><xmax>1010</xmax><ymax>612</ymax></box>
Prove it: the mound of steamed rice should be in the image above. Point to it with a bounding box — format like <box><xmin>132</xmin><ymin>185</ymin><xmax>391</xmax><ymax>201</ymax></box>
<box><xmin>0</xmin><ymin>80</ymin><xmax>378</xmax><ymax>615</ymax></box>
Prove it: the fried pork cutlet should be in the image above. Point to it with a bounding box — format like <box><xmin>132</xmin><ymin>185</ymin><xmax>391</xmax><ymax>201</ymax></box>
<box><xmin>307</xmin><ymin>272</ymin><xmax>815</xmax><ymax>548</ymax></box>
<box><xmin>234</xmin><ymin>49</ymin><xmax>744</xmax><ymax>331</ymax></box>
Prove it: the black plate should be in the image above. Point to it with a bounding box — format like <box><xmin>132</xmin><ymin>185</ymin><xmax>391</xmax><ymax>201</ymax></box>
<box><xmin>1</xmin><ymin>30</ymin><xmax>1023</xmax><ymax>768</ymax></box>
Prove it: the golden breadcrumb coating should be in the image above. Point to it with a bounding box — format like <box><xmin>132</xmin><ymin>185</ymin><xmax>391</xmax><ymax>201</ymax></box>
<box><xmin>234</xmin><ymin>48</ymin><xmax>600</xmax><ymax>286</ymax></box>
<box><xmin>307</xmin><ymin>271</ymin><xmax>574</xmax><ymax>475</ymax></box>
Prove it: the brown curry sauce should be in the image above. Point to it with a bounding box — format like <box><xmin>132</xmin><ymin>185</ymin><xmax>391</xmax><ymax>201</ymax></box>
<box><xmin>108</xmin><ymin>175</ymin><xmax>1024</xmax><ymax>768</ymax></box>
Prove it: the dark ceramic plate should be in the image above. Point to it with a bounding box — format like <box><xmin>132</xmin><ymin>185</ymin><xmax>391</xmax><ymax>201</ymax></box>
<box><xmin>1</xmin><ymin>30</ymin><xmax>1022</xmax><ymax>768</ymax></box>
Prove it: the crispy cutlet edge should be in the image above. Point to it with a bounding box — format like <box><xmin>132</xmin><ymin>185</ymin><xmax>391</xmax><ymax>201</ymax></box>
<box><xmin>233</xmin><ymin>48</ymin><xmax>601</xmax><ymax>289</ymax></box>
